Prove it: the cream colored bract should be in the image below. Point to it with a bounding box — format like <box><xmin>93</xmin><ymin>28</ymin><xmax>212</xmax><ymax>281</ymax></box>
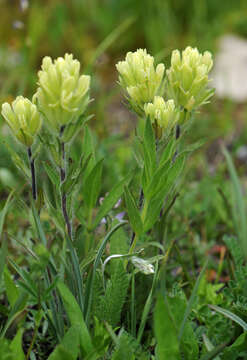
<box><xmin>34</xmin><ymin>53</ymin><xmax>90</xmax><ymax>133</ymax></box>
<box><xmin>166</xmin><ymin>46</ymin><xmax>214</xmax><ymax>111</ymax></box>
<box><xmin>144</xmin><ymin>96</ymin><xmax>178</xmax><ymax>131</ymax></box>
<box><xmin>1</xmin><ymin>96</ymin><xmax>42</xmax><ymax>147</ymax></box>
<box><xmin>116</xmin><ymin>49</ymin><xmax>165</xmax><ymax>110</ymax></box>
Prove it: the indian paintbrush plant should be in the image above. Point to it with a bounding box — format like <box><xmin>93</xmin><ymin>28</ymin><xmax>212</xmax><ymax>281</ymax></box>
<box><xmin>0</xmin><ymin>48</ymin><xmax>221</xmax><ymax>359</ymax></box>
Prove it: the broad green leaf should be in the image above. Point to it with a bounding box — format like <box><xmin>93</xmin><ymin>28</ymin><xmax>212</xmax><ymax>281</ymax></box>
<box><xmin>222</xmin><ymin>332</ymin><xmax>247</xmax><ymax>360</ymax></box>
<box><xmin>84</xmin><ymin>158</ymin><xmax>103</xmax><ymax>211</ymax></box>
<box><xmin>112</xmin><ymin>332</ymin><xmax>135</xmax><ymax>360</ymax></box>
<box><xmin>4</xmin><ymin>268</ymin><xmax>19</xmax><ymax>308</ymax></box>
<box><xmin>48</xmin><ymin>347</ymin><xmax>75</xmax><ymax>360</ymax></box>
<box><xmin>124</xmin><ymin>187</ymin><xmax>143</xmax><ymax>236</ymax></box>
<box><xmin>1</xmin><ymin>292</ymin><xmax>28</xmax><ymax>338</ymax></box>
<box><xmin>162</xmin><ymin>293</ymin><xmax>199</xmax><ymax>359</ymax></box>
<box><xmin>92</xmin><ymin>173</ymin><xmax>131</xmax><ymax>229</ymax></box>
<box><xmin>57</xmin><ymin>281</ymin><xmax>94</xmax><ymax>356</ymax></box>
<box><xmin>48</xmin><ymin>324</ymin><xmax>80</xmax><ymax>360</ymax></box>
<box><xmin>154</xmin><ymin>294</ymin><xmax>180</xmax><ymax>360</ymax></box>
<box><xmin>9</xmin><ymin>328</ymin><xmax>25</xmax><ymax>360</ymax></box>
<box><xmin>0</xmin><ymin>338</ymin><xmax>12</xmax><ymax>360</ymax></box>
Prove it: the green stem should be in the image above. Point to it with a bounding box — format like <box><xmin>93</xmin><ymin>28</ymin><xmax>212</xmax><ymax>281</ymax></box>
<box><xmin>27</xmin><ymin>147</ymin><xmax>37</xmax><ymax>201</ymax></box>
<box><xmin>129</xmin><ymin>233</ymin><xmax>138</xmax><ymax>255</ymax></box>
<box><xmin>59</xmin><ymin>128</ymin><xmax>72</xmax><ymax>240</ymax></box>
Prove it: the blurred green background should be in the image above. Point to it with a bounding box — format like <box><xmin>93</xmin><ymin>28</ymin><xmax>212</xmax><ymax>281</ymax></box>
<box><xmin>1</xmin><ymin>0</ymin><xmax>247</xmax><ymax>218</ymax></box>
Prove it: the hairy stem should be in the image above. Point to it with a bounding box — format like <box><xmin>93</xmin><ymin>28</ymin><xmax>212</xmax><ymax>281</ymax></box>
<box><xmin>60</xmin><ymin>128</ymin><xmax>72</xmax><ymax>239</ymax></box>
<box><xmin>27</xmin><ymin>147</ymin><xmax>37</xmax><ymax>200</ymax></box>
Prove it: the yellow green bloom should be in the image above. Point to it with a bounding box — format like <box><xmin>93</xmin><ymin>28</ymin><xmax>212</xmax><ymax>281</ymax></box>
<box><xmin>34</xmin><ymin>53</ymin><xmax>90</xmax><ymax>133</ymax></box>
<box><xmin>116</xmin><ymin>49</ymin><xmax>165</xmax><ymax>111</ymax></box>
<box><xmin>144</xmin><ymin>96</ymin><xmax>178</xmax><ymax>136</ymax></box>
<box><xmin>1</xmin><ymin>96</ymin><xmax>42</xmax><ymax>147</ymax></box>
<box><xmin>166</xmin><ymin>46</ymin><xmax>214</xmax><ymax>111</ymax></box>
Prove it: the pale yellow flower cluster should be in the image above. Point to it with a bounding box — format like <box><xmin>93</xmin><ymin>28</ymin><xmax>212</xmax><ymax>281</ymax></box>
<box><xmin>1</xmin><ymin>53</ymin><xmax>91</xmax><ymax>146</ymax></box>
<box><xmin>34</xmin><ymin>54</ymin><xmax>90</xmax><ymax>132</ymax></box>
<box><xmin>116</xmin><ymin>49</ymin><xmax>165</xmax><ymax>107</ymax></box>
<box><xmin>116</xmin><ymin>47</ymin><xmax>214</xmax><ymax>133</ymax></box>
<box><xmin>167</xmin><ymin>46</ymin><xmax>214</xmax><ymax>111</ymax></box>
<box><xmin>144</xmin><ymin>96</ymin><xmax>177</xmax><ymax>130</ymax></box>
<box><xmin>1</xmin><ymin>96</ymin><xmax>41</xmax><ymax>147</ymax></box>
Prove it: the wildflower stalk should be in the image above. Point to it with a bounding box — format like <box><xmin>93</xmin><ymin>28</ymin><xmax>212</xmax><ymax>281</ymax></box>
<box><xmin>129</xmin><ymin>234</ymin><xmax>138</xmax><ymax>255</ymax></box>
<box><xmin>27</xmin><ymin>147</ymin><xmax>37</xmax><ymax>200</ymax></box>
<box><xmin>60</xmin><ymin>126</ymin><xmax>72</xmax><ymax>240</ymax></box>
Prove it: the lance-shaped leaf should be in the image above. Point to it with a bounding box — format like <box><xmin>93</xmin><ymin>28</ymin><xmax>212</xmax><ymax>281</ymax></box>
<box><xmin>124</xmin><ymin>187</ymin><xmax>143</xmax><ymax>236</ymax></box>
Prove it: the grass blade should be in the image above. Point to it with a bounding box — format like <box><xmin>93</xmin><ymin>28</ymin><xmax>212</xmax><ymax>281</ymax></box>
<box><xmin>137</xmin><ymin>262</ymin><xmax>158</xmax><ymax>343</ymax></box>
<box><xmin>178</xmin><ymin>259</ymin><xmax>208</xmax><ymax>342</ymax></box>
<box><xmin>209</xmin><ymin>304</ymin><xmax>247</xmax><ymax>331</ymax></box>
<box><xmin>222</xmin><ymin>146</ymin><xmax>247</xmax><ymax>256</ymax></box>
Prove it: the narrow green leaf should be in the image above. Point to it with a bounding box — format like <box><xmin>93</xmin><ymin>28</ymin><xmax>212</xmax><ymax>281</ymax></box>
<box><xmin>200</xmin><ymin>341</ymin><xmax>229</xmax><ymax>360</ymax></box>
<box><xmin>144</xmin><ymin>158</ymin><xmax>170</xmax><ymax>200</ymax></box>
<box><xmin>0</xmin><ymin>190</ymin><xmax>13</xmax><ymax>236</ymax></box>
<box><xmin>209</xmin><ymin>304</ymin><xmax>247</xmax><ymax>331</ymax></box>
<box><xmin>222</xmin><ymin>146</ymin><xmax>247</xmax><ymax>257</ymax></box>
<box><xmin>92</xmin><ymin>173</ymin><xmax>131</xmax><ymax>229</ymax></box>
<box><xmin>137</xmin><ymin>262</ymin><xmax>158</xmax><ymax>343</ymax></box>
<box><xmin>178</xmin><ymin>260</ymin><xmax>208</xmax><ymax>341</ymax></box>
<box><xmin>83</xmin><ymin>125</ymin><xmax>96</xmax><ymax>175</ymax></box>
<box><xmin>159</xmin><ymin>138</ymin><xmax>176</xmax><ymax>167</ymax></box>
<box><xmin>124</xmin><ymin>187</ymin><xmax>143</xmax><ymax>236</ymax></box>
<box><xmin>61</xmin><ymin>154</ymin><xmax>92</xmax><ymax>195</ymax></box>
<box><xmin>143</xmin><ymin>116</ymin><xmax>156</xmax><ymax>181</ymax></box>
<box><xmin>8</xmin><ymin>258</ymin><xmax>37</xmax><ymax>298</ymax></box>
<box><xmin>43</xmin><ymin>161</ymin><xmax>60</xmax><ymax>188</ymax></box>
<box><xmin>0</xmin><ymin>236</ymin><xmax>8</xmax><ymax>286</ymax></box>
<box><xmin>84</xmin><ymin>158</ymin><xmax>103</xmax><ymax>211</ymax></box>
<box><xmin>31</xmin><ymin>200</ymin><xmax>47</xmax><ymax>246</ymax></box>
<box><xmin>143</xmin><ymin>155</ymin><xmax>185</xmax><ymax>232</ymax></box>
<box><xmin>65</xmin><ymin>235</ymin><xmax>84</xmax><ymax>314</ymax></box>
<box><xmin>202</xmin><ymin>334</ymin><xmax>221</xmax><ymax>360</ymax></box>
